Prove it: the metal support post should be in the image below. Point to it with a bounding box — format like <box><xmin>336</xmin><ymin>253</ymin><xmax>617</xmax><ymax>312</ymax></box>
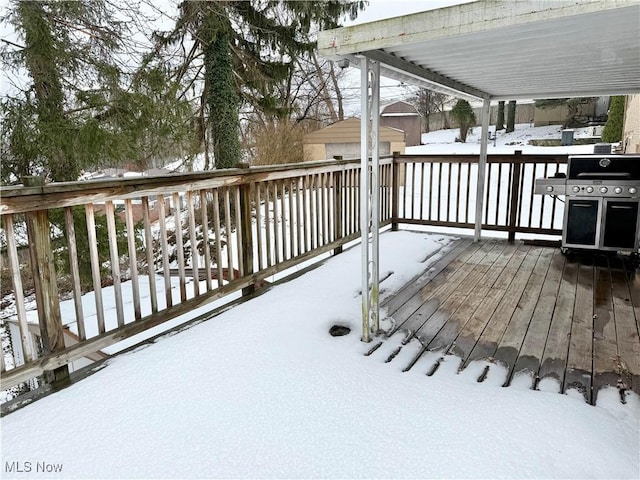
<box><xmin>360</xmin><ymin>57</ymin><xmax>381</xmax><ymax>342</ymax></box>
<box><xmin>474</xmin><ymin>98</ymin><xmax>491</xmax><ymax>242</ymax></box>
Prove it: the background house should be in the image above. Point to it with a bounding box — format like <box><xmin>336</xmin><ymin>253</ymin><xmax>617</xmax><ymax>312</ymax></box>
<box><xmin>380</xmin><ymin>101</ymin><xmax>422</xmax><ymax>146</ymax></box>
<box><xmin>303</xmin><ymin>117</ymin><xmax>406</xmax><ymax>161</ymax></box>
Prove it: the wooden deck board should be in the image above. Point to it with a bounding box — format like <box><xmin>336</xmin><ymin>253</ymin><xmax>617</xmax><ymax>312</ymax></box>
<box><xmin>376</xmin><ymin>239</ymin><xmax>640</xmax><ymax>404</ymax></box>
<box><xmin>426</xmin><ymin>243</ymin><xmax>520</xmax><ymax>353</ymax></box>
<box><xmin>592</xmin><ymin>256</ymin><xmax>619</xmax><ymax>402</ymax></box>
<box><xmin>382</xmin><ymin>237</ymin><xmax>473</xmax><ymax>313</ymax></box>
<box><xmin>450</xmin><ymin>244</ymin><xmax>528</xmax><ymax>365</ymax></box>
<box><xmin>623</xmin><ymin>262</ymin><xmax>640</xmax><ymax>334</ymax></box>
<box><xmin>609</xmin><ymin>258</ymin><xmax>640</xmax><ymax>395</ymax></box>
<box><xmin>409</xmin><ymin>242</ymin><xmax>518</xmax><ymax>349</ymax></box>
<box><xmin>407</xmin><ymin>264</ymin><xmax>490</xmax><ymax>345</ymax></box>
<box><xmin>465</xmin><ymin>246</ymin><xmax>542</xmax><ymax>367</ymax></box>
<box><xmin>564</xmin><ymin>260</ymin><xmax>594</xmax><ymax>401</ymax></box>
<box><xmin>493</xmin><ymin>248</ymin><xmax>554</xmax><ymax>377</ymax></box>
<box><xmin>388</xmin><ymin>240</ymin><xmax>498</xmax><ymax>335</ymax></box>
<box><xmin>511</xmin><ymin>249</ymin><xmax>566</xmax><ymax>384</ymax></box>
<box><xmin>537</xmin><ymin>258</ymin><xmax>579</xmax><ymax>391</ymax></box>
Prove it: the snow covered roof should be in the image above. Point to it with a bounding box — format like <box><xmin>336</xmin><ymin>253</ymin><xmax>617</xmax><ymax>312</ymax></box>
<box><xmin>318</xmin><ymin>0</ymin><xmax>640</xmax><ymax>101</ymax></box>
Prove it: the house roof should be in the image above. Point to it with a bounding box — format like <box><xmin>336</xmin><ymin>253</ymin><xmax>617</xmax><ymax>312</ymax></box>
<box><xmin>318</xmin><ymin>0</ymin><xmax>640</xmax><ymax>101</ymax></box>
<box><xmin>380</xmin><ymin>100</ymin><xmax>421</xmax><ymax>116</ymax></box>
<box><xmin>303</xmin><ymin>117</ymin><xmax>406</xmax><ymax>143</ymax></box>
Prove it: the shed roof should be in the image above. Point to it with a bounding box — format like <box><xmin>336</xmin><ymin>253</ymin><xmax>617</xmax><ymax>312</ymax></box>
<box><xmin>318</xmin><ymin>0</ymin><xmax>640</xmax><ymax>101</ymax></box>
<box><xmin>303</xmin><ymin>117</ymin><xmax>405</xmax><ymax>144</ymax></box>
<box><xmin>381</xmin><ymin>101</ymin><xmax>420</xmax><ymax>116</ymax></box>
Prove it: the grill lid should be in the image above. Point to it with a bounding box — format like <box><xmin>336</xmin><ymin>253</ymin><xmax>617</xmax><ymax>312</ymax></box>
<box><xmin>568</xmin><ymin>155</ymin><xmax>640</xmax><ymax>181</ymax></box>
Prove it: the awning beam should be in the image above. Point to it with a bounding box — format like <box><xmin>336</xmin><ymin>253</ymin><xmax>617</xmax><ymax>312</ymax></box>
<box><xmin>363</xmin><ymin>50</ymin><xmax>488</xmax><ymax>101</ymax></box>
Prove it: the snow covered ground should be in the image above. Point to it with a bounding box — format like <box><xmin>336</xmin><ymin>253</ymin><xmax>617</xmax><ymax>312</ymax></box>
<box><xmin>408</xmin><ymin>123</ymin><xmax>602</xmax><ymax>155</ymax></box>
<box><xmin>2</xmin><ymin>230</ymin><xmax>639</xmax><ymax>479</ymax></box>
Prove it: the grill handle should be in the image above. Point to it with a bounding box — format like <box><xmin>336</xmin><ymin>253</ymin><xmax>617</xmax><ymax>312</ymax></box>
<box><xmin>610</xmin><ymin>205</ymin><xmax>634</xmax><ymax>210</ymax></box>
<box><xmin>572</xmin><ymin>203</ymin><xmax>595</xmax><ymax>208</ymax></box>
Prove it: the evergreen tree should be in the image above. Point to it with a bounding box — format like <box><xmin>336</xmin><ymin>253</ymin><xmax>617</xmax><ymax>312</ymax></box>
<box><xmin>1</xmin><ymin>1</ymin><xmax>194</xmax><ymax>184</ymax></box>
<box><xmin>450</xmin><ymin>99</ymin><xmax>476</xmax><ymax>143</ymax></box>
<box><xmin>152</xmin><ymin>1</ymin><xmax>365</xmax><ymax>169</ymax></box>
<box><xmin>496</xmin><ymin>101</ymin><xmax>505</xmax><ymax>130</ymax></box>
<box><xmin>601</xmin><ymin>96</ymin><xmax>624</xmax><ymax>143</ymax></box>
<box><xmin>1</xmin><ymin>1</ymin><xmax>184</xmax><ymax>295</ymax></box>
<box><xmin>4</xmin><ymin>1</ymin><xmax>83</xmax><ymax>182</ymax></box>
<box><xmin>506</xmin><ymin>100</ymin><xmax>516</xmax><ymax>133</ymax></box>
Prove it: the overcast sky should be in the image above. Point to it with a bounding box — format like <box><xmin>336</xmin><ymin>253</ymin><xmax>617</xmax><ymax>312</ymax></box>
<box><xmin>347</xmin><ymin>0</ymin><xmax>474</xmax><ymax>25</ymax></box>
<box><xmin>336</xmin><ymin>0</ymin><xmax>476</xmax><ymax>111</ymax></box>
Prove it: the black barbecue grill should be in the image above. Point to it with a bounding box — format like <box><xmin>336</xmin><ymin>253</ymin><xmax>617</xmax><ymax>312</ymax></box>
<box><xmin>534</xmin><ymin>155</ymin><xmax>640</xmax><ymax>254</ymax></box>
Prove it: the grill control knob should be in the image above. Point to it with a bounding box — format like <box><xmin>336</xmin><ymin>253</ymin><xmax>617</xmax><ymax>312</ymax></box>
<box><xmin>600</xmin><ymin>186</ymin><xmax>608</xmax><ymax>194</ymax></box>
<box><xmin>630</xmin><ymin>187</ymin><xmax>638</xmax><ymax>194</ymax></box>
<box><xmin>545</xmin><ymin>186</ymin><xmax>554</xmax><ymax>192</ymax></box>
<box><xmin>586</xmin><ymin>186</ymin><xmax>594</xmax><ymax>193</ymax></box>
<box><xmin>572</xmin><ymin>186</ymin><xmax>580</xmax><ymax>193</ymax></box>
<box><xmin>614</xmin><ymin>187</ymin><xmax>623</xmax><ymax>194</ymax></box>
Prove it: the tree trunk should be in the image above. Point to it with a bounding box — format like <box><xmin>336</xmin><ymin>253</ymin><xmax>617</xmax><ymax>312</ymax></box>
<box><xmin>328</xmin><ymin>61</ymin><xmax>344</xmax><ymax>121</ymax></box>
<box><xmin>311</xmin><ymin>52</ymin><xmax>338</xmax><ymax>123</ymax></box>
<box><xmin>203</xmin><ymin>12</ymin><xmax>241</xmax><ymax>169</ymax></box>
<box><xmin>496</xmin><ymin>101</ymin><xmax>505</xmax><ymax>130</ymax></box>
<box><xmin>423</xmin><ymin>91</ymin><xmax>431</xmax><ymax>133</ymax></box>
<box><xmin>506</xmin><ymin>100</ymin><xmax>516</xmax><ymax>133</ymax></box>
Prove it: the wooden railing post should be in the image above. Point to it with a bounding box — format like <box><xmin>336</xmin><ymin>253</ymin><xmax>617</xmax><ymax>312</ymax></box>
<box><xmin>333</xmin><ymin>156</ymin><xmax>344</xmax><ymax>255</ymax></box>
<box><xmin>391</xmin><ymin>151</ymin><xmax>400</xmax><ymax>231</ymax></box>
<box><xmin>237</xmin><ymin>162</ymin><xmax>255</xmax><ymax>296</ymax></box>
<box><xmin>23</xmin><ymin>176</ymin><xmax>69</xmax><ymax>385</ymax></box>
<box><xmin>508</xmin><ymin>150</ymin><xmax>523</xmax><ymax>243</ymax></box>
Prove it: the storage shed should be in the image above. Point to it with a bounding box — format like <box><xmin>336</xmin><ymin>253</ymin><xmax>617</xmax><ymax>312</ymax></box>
<box><xmin>380</xmin><ymin>101</ymin><xmax>421</xmax><ymax>146</ymax></box>
<box><xmin>303</xmin><ymin>117</ymin><xmax>405</xmax><ymax>161</ymax></box>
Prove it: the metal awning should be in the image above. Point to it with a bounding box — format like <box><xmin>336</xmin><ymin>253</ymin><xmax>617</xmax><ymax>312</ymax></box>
<box><xmin>318</xmin><ymin>0</ymin><xmax>640</xmax><ymax>102</ymax></box>
<box><xmin>316</xmin><ymin>0</ymin><xmax>640</xmax><ymax>342</ymax></box>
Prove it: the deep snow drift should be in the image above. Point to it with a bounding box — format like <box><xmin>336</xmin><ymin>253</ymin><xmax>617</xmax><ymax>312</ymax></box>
<box><xmin>1</xmin><ymin>231</ymin><xmax>638</xmax><ymax>479</ymax></box>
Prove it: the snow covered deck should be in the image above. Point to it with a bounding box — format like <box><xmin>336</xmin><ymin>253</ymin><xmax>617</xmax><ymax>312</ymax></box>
<box><xmin>2</xmin><ymin>231</ymin><xmax>638</xmax><ymax>479</ymax></box>
<box><xmin>372</xmin><ymin>237</ymin><xmax>640</xmax><ymax>404</ymax></box>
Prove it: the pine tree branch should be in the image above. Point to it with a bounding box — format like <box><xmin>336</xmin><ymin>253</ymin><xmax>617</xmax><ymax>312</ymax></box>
<box><xmin>1</xmin><ymin>38</ymin><xmax>25</xmax><ymax>49</ymax></box>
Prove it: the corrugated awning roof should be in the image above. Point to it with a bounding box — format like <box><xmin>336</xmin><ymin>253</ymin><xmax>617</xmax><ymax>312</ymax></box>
<box><xmin>318</xmin><ymin>0</ymin><xmax>640</xmax><ymax>101</ymax></box>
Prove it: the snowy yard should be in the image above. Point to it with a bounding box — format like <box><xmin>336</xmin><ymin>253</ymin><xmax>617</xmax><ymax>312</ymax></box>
<box><xmin>2</xmin><ymin>230</ymin><xmax>638</xmax><ymax>479</ymax></box>
<box><xmin>411</xmin><ymin>123</ymin><xmax>601</xmax><ymax>155</ymax></box>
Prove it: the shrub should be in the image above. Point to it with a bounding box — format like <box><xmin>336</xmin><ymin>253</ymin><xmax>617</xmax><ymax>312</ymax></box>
<box><xmin>601</xmin><ymin>96</ymin><xmax>624</xmax><ymax>143</ymax></box>
<box><xmin>450</xmin><ymin>100</ymin><xmax>476</xmax><ymax>143</ymax></box>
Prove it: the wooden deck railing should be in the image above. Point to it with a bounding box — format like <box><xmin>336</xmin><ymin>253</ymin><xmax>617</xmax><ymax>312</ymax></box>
<box><xmin>0</xmin><ymin>152</ymin><xmax>564</xmax><ymax>397</ymax></box>
<box><xmin>0</xmin><ymin>157</ymin><xmax>395</xmax><ymax>393</ymax></box>
<box><xmin>394</xmin><ymin>151</ymin><xmax>568</xmax><ymax>238</ymax></box>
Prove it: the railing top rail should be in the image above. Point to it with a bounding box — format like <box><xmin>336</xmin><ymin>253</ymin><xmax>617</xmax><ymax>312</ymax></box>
<box><xmin>0</xmin><ymin>156</ymin><xmax>392</xmax><ymax>215</ymax></box>
<box><xmin>394</xmin><ymin>153</ymin><xmax>569</xmax><ymax>164</ymax></box>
